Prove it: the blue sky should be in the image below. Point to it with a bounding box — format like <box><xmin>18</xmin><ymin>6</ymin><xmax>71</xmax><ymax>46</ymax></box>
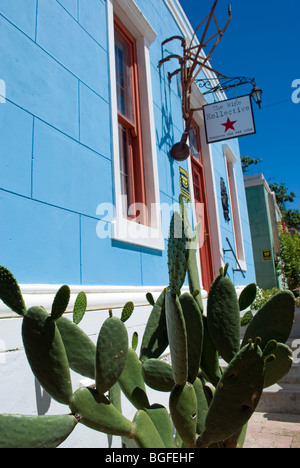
<box><xmin>178</xmin><ymin>0</ymin><xmax>300</xmax><ymax>211</ymax></box>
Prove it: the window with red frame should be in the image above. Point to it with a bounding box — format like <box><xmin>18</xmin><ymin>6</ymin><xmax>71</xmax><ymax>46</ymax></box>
<box><xmin>114</xmin><ymin>17</ymin><xmax>146</xmax><ymax>224</ymax></box>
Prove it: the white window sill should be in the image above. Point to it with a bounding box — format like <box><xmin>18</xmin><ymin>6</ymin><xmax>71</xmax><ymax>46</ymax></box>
<box><xmin>111</xmin><ymin>218</ymin><xmax>165</xmax><ymax>251</ymax></box>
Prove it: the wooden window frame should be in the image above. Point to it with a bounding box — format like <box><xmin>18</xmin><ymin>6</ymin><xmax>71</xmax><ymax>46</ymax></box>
<box><xmin>189</xmin><ymin>119</ymin><xmax>203</xmax><ymax>165</ymax></box>
<box><xmin>107</xmin><ymin>0</ymin><xmax>164</xmax><ymax>251</ymax></box>
<box><xmin>114</xmin><ymin>17</ymin><xmax>146</xmax><ymax>224</ymax></box>
<box><xmin>189</xmin><ymin>120</ymin><xmax>215</xmax><ymax>291</ymax></box>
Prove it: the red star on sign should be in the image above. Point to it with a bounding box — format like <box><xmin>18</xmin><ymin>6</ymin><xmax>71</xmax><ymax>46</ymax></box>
<box><xmin>221</xmin><ymin>117</ymin><xmax>237</xmax><ymax>132</ymax></box>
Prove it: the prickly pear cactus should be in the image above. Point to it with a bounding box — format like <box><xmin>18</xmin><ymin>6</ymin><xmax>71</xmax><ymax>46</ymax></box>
<box><xmin>0</xmin><ymin>201</ymin><xmax>296</xmax><ymax>448</ymax></box>
<box><xmin>207</xmin><ymin>263</ymin><xmax>241</xmax><ymax>363</ymax></box>
<box><xmin>167</xmin><ymin>211</ymin><xmax>189</xmax><ymax>295</ymax></box>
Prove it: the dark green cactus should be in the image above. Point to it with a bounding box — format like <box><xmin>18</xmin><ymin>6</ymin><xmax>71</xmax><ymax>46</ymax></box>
<box><xmin>263</xmin><ymin>341</ymin><xmax>293</xmax><ymax>388</ymax></box>
<box><xmin>56</xmin><ymin>315</ymin><xmax>96</xmax><ymax>379</ymax></box>
<box><xmin>198</xmin><ymin>339</ymin><xmax>265</xmax><ymax>447</ymax></box>
<box><xmin>142</xmin><ymin>358</ymin><xmax>174</xmax><ymax>392</ymax></box>
<box><xmin>51</xmin><ymin>285</ymin><xmax>71</xmax><ymax>321</ymax></box>
<box><xmin>0</xmin><ymin>265</ymin><xmax>26</xmax><ymax>316</ymax></box>
<box><xmin>133</xmin><ymin>410</ymin><xmax>165</xmax><ymax>448</ymax></box>
<box><xmin>73</xmin><ymin>291</ymin><xmax>87</xmax><ymax>325</ymax></box>
<box><xmin>0</xmin><ymin>198</ymin><xmax>296</xmax><ymax>450</ymax></box>
<box><xmin>193</xmin><ymin>377</ymin><xmax>209</xmax><ymax>435</ymax></box>
<box><xmin>167</xmin><ymin>211</ymin><xmax>189</xmax><ymax>295</ymax></box>
<box><xmin>70</xmin><ymin>387</ymin><xmax>134</xmax><ymax>437</ymax></box>
<box><xmin>22</xmin><ymin>306</ymin><xmax>73</xmax><ymax>406</ymax></box>
<box><xmin>95</xmin><ymin>316</ymin><xmax>128</xmax><ymax>394</ymax></box>
<box><xmin>241</xmin><ymin>290</ymin><xmax>295</xmax><ymax>349</ymax></box>
<box><xmin>238</xmin><ymin>283</ymin><xmax>257</xmax><ymax>312</ymax></box>
<box><xmin>179</xmin><ymin>196</ymin><xmax>203</xmax><ymax>314</ymax></box>
<box><xmin>179</xmin><ymin>291</ymin><xmax>203</xmax><ymax>384</ymax></box>
<box><xmin>118</xmin><ymin>347</ymin><xmax>150</xmax><ymax>411</ymax></box>
<box><xmin>121</xmin><ymin>301</ymin><xmax>134</xmax><ymax>322</ymax></box>
<box><xmin>200</xmin><ymin>315</ymin><xmax>222</xmax><ymax>387</ymax></box>
<box><xmin>139</xmin><ymin>288</ymin><xmax>168</xmax><ymax>362</ymax></box>
<box><xmin>145</xmin><ymin>404</ymin><xmax>174</xmax><ymax>448</ymax></box>
<box><xmin>207</xmin><ymin>263</ymin><xmax>241</xmax><ymax>363</ymax></box>
<box><xmin>165</xmin><ymin>290</ymin><xmax>188</xmax><ymax>386</ymax></box>
<box><xmin>170</xmin><ymin>383</ymin><xmax>198</xmax><ymax>448</ymax></box>
<box><xmin>0</xmin><ymin>414</ymin><xmax>78</xmax><ymax>449</ymax></box>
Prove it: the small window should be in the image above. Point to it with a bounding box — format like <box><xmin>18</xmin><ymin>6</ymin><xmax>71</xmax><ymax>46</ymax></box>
<box><xmin>224</xmin><ymin>145</ymin><xmax>246</xmax><ymax>268</ymax></box>
<box><xmin>107</xmin><ymin>0</ymin><xmax>163</xmax><ymax>250</ymax></box>
<box><xmin>114</xmin><ymin>18</ymin><xmax>146</xmax><ymax>224</ymax></box>
<box><xmin>188</xmin><ymin>122</ymin><xmax>202</xmax><ymax>163</ymax></box>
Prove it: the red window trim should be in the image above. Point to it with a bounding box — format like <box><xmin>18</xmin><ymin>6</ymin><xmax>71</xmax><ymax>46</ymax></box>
<box><xmin>189</xmin><ymin>119</ymin><xmax>204</xmax><ymax>167</ymax></box>
<box><xmin>114</xmin><ymin>16</ymin><xmax>147</xmax><ymax>225</ymax></box>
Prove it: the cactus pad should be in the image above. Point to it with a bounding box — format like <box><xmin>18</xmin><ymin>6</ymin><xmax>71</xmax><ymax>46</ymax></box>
<box><xmin>264</xmin><ymin>342</ymin><xmax>293</xmax><ymax>388</ymax></box>
<box><xmin>238</xmin><ymin>283</ymin><xmax>257</xmax><ymax>311</ymax></box>
<box><xmin>145</xmin><ymin>404</ymin><xmax>174</xmax><ymax>448</ymax></box>
<box><xmin>118</xmin><ymin>348</ymin><xmax>150</xmax><ymax>410</ymax></box>
<box><xmin>0</xmin><ymin>414</ymin><xmax>78</xmax><ymax>449</ymax></box>
<box><xmin>139</xmin><ymin>288</ymin><xmax>168</xmax><ymax>362</ymax></box>
<box><xmin>142</xmin><ymin>358</ymin><xmax>174</xmax><ymax>392</ymax></box>
<box><xmin>179</xmin><ymin>292</ymin><xmax>203</xmax><ymax>383</ymax></box>
<box><xmin>165</xmin><ymin>291</ymin><xmax>188</xmax><ymax>386</ymax></box>
<box><xmin>73</xmin><ymin>291</ymin><xmax>87</xmax><ymax>325</ymax></box>
<box><xmin>22</xmin><ymin>306</ymin><xmax>73</xmax><ymax>405</ymax></box>
<box><xmin>241</xmin><ymin>290</ymin><xmax>295</xmax><ymax>349</ymax></box>
<box><xmin>199</xmin><ymin>340</ymin><xmax>265</xmax><ymax>447</ymax></box>
<box><xmin>70</xmin><ymin>387</ymin><xmax>134</xmax><ymax>438</ymax></box>
<box><xmin>167</xmin><ymin>211</ymin><xmax>189</xmax><ymax>295</ymax></box>
<box><xmin>121</xmin><ymin>301</ymin><xmax>134</xmax><ymax>323</ymax></box>
<box><xmin>51</xmin><ymin>285</ymin><xmax>71</xmax><ymax>321</ymax></box>
<box><xmin>207</xmin><ymin>266</ymin><xmax>240</xmax><ymax>363</ymax></box>
<box><xmin>133</xmin><ymin>410</ymin><xmax>165</xmax><ymax>448</ymax></box>
<box><xmin>170</xmin><ymin>383</ymin><xmax>198</xmax><ymax>448</ymax></box>
<box><xmin>0</xmin><ymin>265</ymin><xmax>26</xmax><ymax>316</ymax></box>
<box><xmin>95</xmin><ymin>316</ymin><xmax>128</xmax><ymax>395</ymax></box>
<box><xmin>56</xmin><ymin>315</ymin><xmax>96</xmax><ymax>380</ymax></box>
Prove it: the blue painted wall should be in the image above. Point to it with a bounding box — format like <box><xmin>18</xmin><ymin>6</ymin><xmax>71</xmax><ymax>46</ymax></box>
<box><xmin>0</xmin><ymin>0</ymin><xmax>255</xmax><ymax>287</ymax></box>
<box><xmin>210</xmin><ymin>139</ymin><xmax>256</xmax><ymax>286</ymax></box>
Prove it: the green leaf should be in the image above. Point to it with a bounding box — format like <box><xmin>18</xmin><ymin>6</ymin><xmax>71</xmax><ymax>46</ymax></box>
<box><xmin>132</xmin><ymin>331</ymin><xmax>138</xmax><ymax>351</ymax></box>
<box><xmin>0</xmin><ymin>266</ymin><xmax>26</xmax><ymax>316</ymax></box>
<box><xmin>73</xmin><ymin>291</ymin><xmax>87</xmax><ymax>325</ymax></box>
<box><xmin>240</xmin><ymin>310</ymin><xmax>254</xmax><ymax>327</ymax></box>
<box><xmin>239</xmin><ymin>283</ymin><xmax>257</xmax><ymax>311</ymax></box>
<box><xmin>121</xmin><ymin>301</ymin><xmax>134</xmax><ymax>322</ymax></box>
<box><xmin>51</xmin><ymin>285</ymin><xmax>71</xmax><ymax>321</ymax></box>
<box><xmin>146</xmin><ymin>292</ymin><xmax>155</xmax><ymax>306</ymax></box>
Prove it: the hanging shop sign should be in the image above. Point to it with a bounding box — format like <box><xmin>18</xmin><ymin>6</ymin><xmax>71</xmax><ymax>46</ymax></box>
<box><xmin>203</xmin><ymin>95</ymin><xmax>256</xmax><ymax>144</ymax></box>
<box><xmin>262</xmin><ymin>249</ymin><xmax>272</xmax><ymax>261</ymax></box>
<box><xmin>179</xmin><ymin>166</ymin><xmax>191</xmax><ymax>202</ymax></box>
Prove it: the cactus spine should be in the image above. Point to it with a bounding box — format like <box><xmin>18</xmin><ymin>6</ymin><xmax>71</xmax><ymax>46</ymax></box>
<box><xmin>0</xmin><ymin>200</ymin><xmax>296</xmax><ymax>448</ymax></box>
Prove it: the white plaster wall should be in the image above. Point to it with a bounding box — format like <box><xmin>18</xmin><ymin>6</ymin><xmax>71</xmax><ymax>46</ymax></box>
<box><xmin>0</xmin><ymin>301</ymin><xmax>172</xmax><ymax>448</ymax></box>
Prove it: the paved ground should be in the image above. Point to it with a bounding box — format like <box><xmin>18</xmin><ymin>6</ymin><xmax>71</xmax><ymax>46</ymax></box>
<box><xmin>244</xmin><ymin>412</ymin><xmax>300</xmax><ymax>448</ymax></box>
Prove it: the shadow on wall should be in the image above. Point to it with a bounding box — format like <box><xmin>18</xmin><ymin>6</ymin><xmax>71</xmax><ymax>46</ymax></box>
<box><xmin>35</xmin><ymin>378</ymin><xmax>51</xmax><ymax>415</ymax></box>
<box><xmin>156</xmin><ymin>63</ymin><xmax>179</xmax><ymax>197</ymax></box>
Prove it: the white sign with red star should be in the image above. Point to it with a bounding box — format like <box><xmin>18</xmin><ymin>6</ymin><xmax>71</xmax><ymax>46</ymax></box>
<box><xmin>203</xmin><ymin>95</ymin><xmax>256</xmax><ymax>144</ymax></box>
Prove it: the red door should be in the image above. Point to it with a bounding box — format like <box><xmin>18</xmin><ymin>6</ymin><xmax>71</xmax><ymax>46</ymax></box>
<box><xmin>189</xmin><ymin>122</ymin><xmax>214</xmax><ymax>292</ymax></box>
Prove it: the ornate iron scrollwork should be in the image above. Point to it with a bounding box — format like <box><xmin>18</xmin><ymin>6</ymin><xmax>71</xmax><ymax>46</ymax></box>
<box><xmin>158</xmin><ymin>1</ymin><xmax>232</xmax><ymax>161</ymax></box>
<box><xmin>220</xmin><ymin>177</ymin><xmax>230</xmax><ymax>222</ymax></box>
